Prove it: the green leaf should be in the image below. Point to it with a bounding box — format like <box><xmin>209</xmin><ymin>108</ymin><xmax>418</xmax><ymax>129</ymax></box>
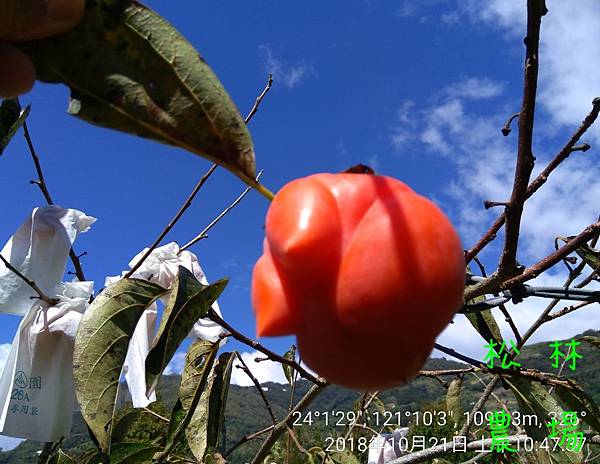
<box><xmin>575</xmin><ymin>243</ymin><xmax>600</xmax><ymax>271</ymax></box>
<box><xmin>504</xmin><ymin>375</ymin><xmax>583</xmax><ymax>463</ymax></box>
<box><xmin>446</xmin><ymin>377</ymin><xmax>463</xmax><ymax>426</ymax></box>
<box><xmin>109</xmin><ymin>443</ymin><xmax>162</xmax><ymax>463</ymax></box>
<box><xmin>329</xmin><ymin>450</ymin><xmax>362</xmax><ymax>464</ymax></box>
<box><xmin>158</xmin><ymin>341</ymin><xmax>219</xmax><ymax>459</ymax></box>
<box><xmin>578</xmin><ymin>335</ymin><xmax>600</xmax><ymax>349</ymax></box>
<box><xmin>48</xmin><ymin>450</ymin><xmax>76</xmax><ymax>464</ymax></box>
<box><xmin>111</xmin><ymin>408</ymin><xmax>164</xmax><ymax>444</ymax></box>
<box><xmin>146</xmin><ymin>266</ymin><xmax>228</xmax><ymax>393</ymax></box>
<box><xmin>282</xmin><ymin>344</ymin><xmax>297</xmax><ymax>385</ymax></box>
<box><xmin>0</xmin><ymin>99</ymin><xmax>30</xmax><ymax>155</ymax></box>
<box><xmin>464</xmin><ymin>266</ymin><xmax>503</xmax><ymax>345</ymax></box>
<box><xmin>85</xmin><ymin>443</ymin><xmax>162</xmax><ymax>464</ymax></box>
<box><xmin>73</xmin><ymin>278</ymin><xmax>167</xmax><ymax>453</ymax></box>
<box><xmin>185</xmin><ymin>351</ymin><xmax>236</xmax><ymax>460</ymax></box>
<box><xmin>165</xmin><ymin>400</ymin><xmax>187</xmax><ymax>446</ymax></box>
<box><xmin>553</xmin><ymin>380</ymin><xmax>600</xmax><ymax>433</ymax></box>
<box><xmin>18</xmin><ymin>0</ymin><xmax>256</xmax><ymax>186</ymax></box>
<box><xmin>465</xmin><ymin>310</ymin><xmax>503</xmax><ymax>345</ymax></box>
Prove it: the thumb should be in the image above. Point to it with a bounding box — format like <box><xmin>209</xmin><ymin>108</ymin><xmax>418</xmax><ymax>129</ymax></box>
<box><xmin>0</xmin><ymin>0</ymin><xmax>85</xmax><ymax>41</ymax></box>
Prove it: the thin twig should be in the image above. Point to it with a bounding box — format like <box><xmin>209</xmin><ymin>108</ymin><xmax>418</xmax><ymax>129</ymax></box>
<box><xmin>470</xmin><ymin>371</ymin><xmax>513</xmax><ymax>423</ymax></box>
<box><xmin>434</xmin><ymin>343</ymin><xmax>483</xmax><ymax>367</ymax></box>
<box><xmin>22</xmin><ymin>119</ymin><xmax>87</xmax><ymax>281</ymax></box>
<box><xmin>545</xmin><ymin>300</ymin><xmax>594</xmax><ymax>321</ymax></box>
<box><xmin>125</xmin><ymin>75</ymin><xmax>275</xmax><ymax>276</ymax></box>
<box><xmin>179</xmin><ymin>171</ymin><xmax>264</xmax><ymax>253</ymax></box>
<box><xmin>0</xmin><ymin>254</ymin><xmax>58</xmax><ymax>305</ymax></box>
<box><xmin>124</xmin><ymin>164</ymin><xmax>217</xmax><ymax>278</ymax></box>
<box><xmin>433</xmin><ymin>343</ymin><xmax>574</xmax><ymax>388</ymax></box>
<box><xmin>499</xmin><ymin>303</ymin><xmax>522</xmax><ymax>345</ymax></box>
<box><xmin>459</xmin><ymin>376</ymin><xmax>499</xmax><ymax>437</ymax></box>
<box><xmin>225</xmin><ymin>425</ymin><xmax>274</xmax><ymax>458</ymax></box>
<box><xmin>285</xmin><ymin>425</ymin><xmax>312</xmax><ymax>461</ymax></box>
<box><xmin>207</xmin><ymin>309</ymin><xmax>326</xmax><ymax>386</ymax></box>
<box><xmin>235</xmin><ymin>352</ymin><xmax>278</xmax><ymax>424</ymax></box>
<box><xmin>142</xmin><ymin>407</ymin><xmax>169</xmax><ymax>423</ymax></box>
<box><xmin>250</xmin><ymin>384</ymin><xmax>326</xmax><ymax>464</ymax></box>
<box><xmin>466</xmin><ymin>96</ymin><xmax>600</xmax><ymax>264</ymax></box>
<box><xmin>501</xmin><ymin>112</ymin><xmax>520</xmax><ymax>136</ymax></box>
<box><xmin>418</xmin><ymin>367</ymin><xmax>476</xmax><ymax>378</ymax></box>
<box><xmin>245</xmin><ymin>74</ymin><xmax>273</xmax><ymax>123</ymax></box>
<box><xmin>502</xmin><ymin>220</ymin><xmax>600</xmax><ymax>288</ymax></box>
<box><xmin>463</xmin><ymin>219</ymin><xmax>600</xmax><ymax>303</ymax></box>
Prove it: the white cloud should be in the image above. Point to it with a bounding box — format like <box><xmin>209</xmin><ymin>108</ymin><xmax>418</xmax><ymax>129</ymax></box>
<box><xmin>390</xmin><ymin>101</ymin><xmax>417</xmax><ymax>151</ymax></box>
<box><xmin>389</xmin><ymin>72</ymin><xmax>600</xmax><ymax>358</ymax></box>
<box><xmin>457</xmin><ymin>0</ymin><xmax>600</xmax><ymax>143</ymax></box>
<box><xmin>436</xmin><ymin>272</ymin><xmax>600</xmax><ymax>362</ymax></box>
<box><xmin>259</xmin><ymin>45</ymin><xmax>314</xmax><ymax>89</ymax></box>
<box><xmin>230</xmin><ymin>351</ymin><xmax>288</xmax><ymax>386</ymax></box>
<box><xmin>396</xmin><ymin>0</ymin><xmax>451</xmax><ymax>21</ymax></box>
<box><xmin>443</xmin><ymin>77</ymin><xmax>505</xmax><ymax>100</ymax></box>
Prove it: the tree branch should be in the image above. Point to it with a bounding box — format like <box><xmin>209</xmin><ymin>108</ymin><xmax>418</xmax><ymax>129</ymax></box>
<box><xmin>22</xmin><ymin>117</ymin><xmax>87</xmax><ymax>282</ymax></box>
<box><xmin>466</xmin><ymin>96</ymin><xmax>600</xmax><ymax>264</ymax></box>
<box><xmin>124</xmin><ymin>74</ymin><xmax>274</xmax><ymax>276</ymax></box>
<box><xmin>244</xmin><ymin>74</ymin><xmax>273</xmax><ymax>123</ymax></box>
<box><xmin>207</xmin><ymin>309</ymin><xmax>327</xmax><ymax>386</ymax></box>
<box><xmin>235</xmin><ymin>352</ymin><xmax>278</xmax><ymax>424</ymax></box>
<box><xmin>0</xmin><ymin>253</ymin><xmax>58</xmax><ymax>306</ymax></box>
<box><xmin>124</xmin><ymin>163</ymin><xmax>217</xmax><ymax>278</ymax></box>
<box><xmin>250</xmin><ymin>383</ymin><xmax>326</xmax><ymax>464</ymax></box>
<box><xmin>179</xmin><ymin>171</ymin><xmax>263</xmax><ymax>253</ymax></box>
<box><xmin>498</xmin><ymin>0</ymin><xmax>546</xmax><ymax>275</ymax></box>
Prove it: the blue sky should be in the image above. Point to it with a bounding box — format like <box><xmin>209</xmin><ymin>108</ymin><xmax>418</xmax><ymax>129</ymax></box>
<box><xmin>1</xmin><ymin>0</ymin><xmax>600</xmax><ymax>413</ymax></box>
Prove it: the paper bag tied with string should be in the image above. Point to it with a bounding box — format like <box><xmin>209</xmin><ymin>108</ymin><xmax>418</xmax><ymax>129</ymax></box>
<box><xmin>108</xmin><ymin>242</ymin><xmax>226</xmax><ymax>408</ymax></box>
<box><xmin>0</xmin><ymin>206</ymin><xmax>95</xmax><ymax>442</ymax></box>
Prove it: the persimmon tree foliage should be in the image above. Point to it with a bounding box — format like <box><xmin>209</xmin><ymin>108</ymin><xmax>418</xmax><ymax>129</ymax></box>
<box><xmin>0</xmin><ymin>1</ymin><xmax>599</xmax><ymax>463</ymax></box>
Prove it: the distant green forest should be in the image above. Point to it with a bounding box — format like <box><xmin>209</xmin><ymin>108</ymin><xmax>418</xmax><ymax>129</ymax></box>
<box><xmin>1</xmin><ymin>329</ymin><xmax>598</xmax><ymax>464</ymax></box>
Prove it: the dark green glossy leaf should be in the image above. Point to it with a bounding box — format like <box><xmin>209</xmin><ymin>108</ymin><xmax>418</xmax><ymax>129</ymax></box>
<box><xmin>73</xmin><ymin>278</ymin><xmax>167</xmax><ymax>453</ymax></box>
<box><xmin>0</xmin><ymin>99</ymin><xmax>29</xmax><ymax>155</ymax></box>
<box><xmin>146</xmin><ymin>266</ymin><xmax>228</xmax><ymax>393</ymax></box>
<box><xmin>18</xmin><ymin>0</ymin><xmax>256</xmax><ymax>185</ymax></box>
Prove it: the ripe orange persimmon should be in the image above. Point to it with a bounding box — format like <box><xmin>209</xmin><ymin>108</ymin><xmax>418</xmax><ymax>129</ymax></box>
<box><xmin>251</xmin><ymin>172</ymin><xmax>465</xmax><ymax>390</ymax></box>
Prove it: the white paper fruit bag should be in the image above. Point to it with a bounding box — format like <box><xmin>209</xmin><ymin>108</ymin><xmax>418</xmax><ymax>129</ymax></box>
<box><xmin>0</xmin><ymin>206</ymin><xmax>95</xmax><ymax>441</ymax></box>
